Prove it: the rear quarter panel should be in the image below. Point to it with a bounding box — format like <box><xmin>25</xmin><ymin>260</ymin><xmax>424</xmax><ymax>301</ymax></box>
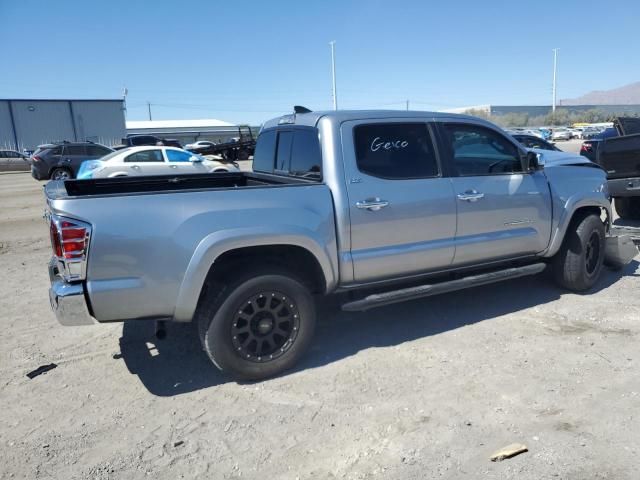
<box><xmin>48</xmin><ymin>184</ymin><xmax>338</xmax><ymax>322</ymax></box>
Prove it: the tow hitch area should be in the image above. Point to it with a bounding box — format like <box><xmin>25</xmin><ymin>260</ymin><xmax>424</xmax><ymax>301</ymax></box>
<box><xmin>605</xmin><ymin>228</ymin><xmax>640</xmax><ymax>269</ymax></box>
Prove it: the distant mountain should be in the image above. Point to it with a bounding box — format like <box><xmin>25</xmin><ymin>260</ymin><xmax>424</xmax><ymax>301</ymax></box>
<box><xmin>562</xmin><ymin>81</ymin><xmax>640</xmax><ymax>105</ymax></box>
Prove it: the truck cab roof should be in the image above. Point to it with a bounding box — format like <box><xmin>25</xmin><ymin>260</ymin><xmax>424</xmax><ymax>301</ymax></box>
<box><xmin>261</xmin><ymin>110</ymin><xmax>487</xmax><ymax>130</ymax></box>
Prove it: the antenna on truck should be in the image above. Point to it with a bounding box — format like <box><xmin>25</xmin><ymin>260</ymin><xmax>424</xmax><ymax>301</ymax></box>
<box><xmin>294</xmin><ymin>105</ymin><xmax>312</xmax><ymax>114</ymax></box>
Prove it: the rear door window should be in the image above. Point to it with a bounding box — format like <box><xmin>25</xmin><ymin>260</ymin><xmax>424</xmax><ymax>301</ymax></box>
<box><xmin>166</xmin><ymin>150</ymin><xmax>192</xmax><ymax>162</ymax></box>
<box><xmin>63</xmin><ymin>145</ymin><xmax>87</xmax><ymax>156</ymax></box>
<box><xmin>124</xmin><ymin>150</ymin><xmax>164</xmax><ymax>163</ymax></box>
<box><xmin>354</xmin><ymin>123</ymin><xmax>439</xmax><ymax>179</ymax></box>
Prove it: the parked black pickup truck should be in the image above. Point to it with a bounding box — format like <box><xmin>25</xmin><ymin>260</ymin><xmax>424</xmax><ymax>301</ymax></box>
<box><xmin>580</xmin><ymin>117</ymin><xmax>640</xmax><ymax>219</ymax></box>
<box><xmin>112</xmin><ymin>134</ymin><xmax>182</xmax><ymax>150</ymax></box>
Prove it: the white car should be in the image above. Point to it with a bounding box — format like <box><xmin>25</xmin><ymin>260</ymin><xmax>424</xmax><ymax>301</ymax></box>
<box><xmin>551</xmin><ymin>128</ymin><xmax>572</xmax><ymax>141</ymax></box>
<box><xmin>77</xmin><ymin>146</ymin><xmax>239</xmax><ymax>179</ymax></box>
<box><xmin>184</xmin><ymin>140</ymin><xmax>216</xmax><ymax>150</ymax></box>
<box><xmin>569</xmin><ymin>127</ymin><xmax>585</xmax><ymax>139</ymax></box>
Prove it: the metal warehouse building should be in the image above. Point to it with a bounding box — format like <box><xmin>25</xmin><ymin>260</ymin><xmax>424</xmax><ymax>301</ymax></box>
<box><xmin>0</xmin><ymin>99</ymin><xmax>126</xmax><ymax>152</ymax></box>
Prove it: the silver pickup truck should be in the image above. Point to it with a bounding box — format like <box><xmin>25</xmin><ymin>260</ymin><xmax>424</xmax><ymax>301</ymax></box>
<box><xmin>45</xmin><ymin>109</ymin><xmax>637</xmax><ymax>380</ymax></box>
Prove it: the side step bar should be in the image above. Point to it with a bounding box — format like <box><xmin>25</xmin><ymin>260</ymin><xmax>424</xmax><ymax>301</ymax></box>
<box><xmin>341</xmin><ymin>263</ymin><xmax>547</xmax><ymax>312</ymax></box>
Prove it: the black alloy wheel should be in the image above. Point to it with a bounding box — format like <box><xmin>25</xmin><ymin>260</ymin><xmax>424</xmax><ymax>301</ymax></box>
<box><xmin>231</xmin><ymin>291</ymin><xmax>300</xmax><ymax>363</ymax></box>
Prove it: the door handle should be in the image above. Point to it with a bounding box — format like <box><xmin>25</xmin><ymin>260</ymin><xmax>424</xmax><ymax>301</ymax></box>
<box><xmin>130</xmin><ymin>165</ymin><xmax>140</xmax><ymax>170</ymax></box>
<box><xmin>457</xmin><ymin>190</ymin><xmax>485</xmax><ymax>202</ymax></box>
<box><xmin>356</xmin><ymin>198</ymin><xmax>389</xmax><ymax>211</ymax></box>
<box><xmin>169</xmin><ymin>165</ymin><xmax>178</xmax><ymax>169</ymax></box>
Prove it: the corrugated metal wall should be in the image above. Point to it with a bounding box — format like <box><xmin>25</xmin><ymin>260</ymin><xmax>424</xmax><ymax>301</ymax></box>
<box><xmin>0</xmin><ymin>101</ymin><xmax>17</xmax><ymax>150</ymax></box>
<box><xmin>0</xmin><ymin>99</ymin><xmax>126</xmax><ymax>151</ymax></box>
<box><xmin>70</xmin><ymin>101</ymin><xmax>126</xmax><ymax>146</ymax></box>
<box><xmin>11</xmin><ymin>101</ymin><xmax>76</xmax><ymax>150</ymax></box>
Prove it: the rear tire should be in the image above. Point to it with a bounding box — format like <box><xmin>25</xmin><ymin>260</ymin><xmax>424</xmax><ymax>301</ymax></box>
<box><xmin>196</xmin><ymin>268</ymin><xmax>316</xmax><ymax>381</ymax></box>
<box><xmin>614</xmin><ymin>197</ymin><xmax>640</xmax><ymax>220</ymax></box>
<box><xmin>552</xmin><ymin>213</ymin><xmax>605</xmax><ymax>291</ymax></box>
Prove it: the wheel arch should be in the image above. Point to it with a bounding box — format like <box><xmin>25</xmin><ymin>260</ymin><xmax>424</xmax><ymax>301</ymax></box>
<box><xmin>173</xmin><ymin>230</ymin><xmax>337</xmax><ymax>323</ymax></box>
<box><xmin>545</xmin><ymin>199</ymin><xmax>610</xmax><ymax>258</ymax></box>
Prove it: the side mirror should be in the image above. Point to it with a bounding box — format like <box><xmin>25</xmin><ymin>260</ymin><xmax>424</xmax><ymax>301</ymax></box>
<box><xmin>189</xmin><ymin>155</ymin><xmax>203</xmax><ymax>163</ymax></box>
<box><xmin>526</xmin><ymin>151</ymin><xmax>543</xmax><ymax>171</ymax></box>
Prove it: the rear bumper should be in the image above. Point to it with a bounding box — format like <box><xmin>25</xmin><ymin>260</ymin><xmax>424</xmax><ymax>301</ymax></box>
<box><xmin>31</xmin><ymin>164</ymin><xmax>47</xmax><ymax>180</ymax></box>
<box><xmin>608</xmin><ymin>177</ymin><xmax>640</xmax><ymax>197</ymax></box>
<box><xmin>48</xmin><ymin>259</ymin><xmax>95</xmax><ymax>326</ymax></box>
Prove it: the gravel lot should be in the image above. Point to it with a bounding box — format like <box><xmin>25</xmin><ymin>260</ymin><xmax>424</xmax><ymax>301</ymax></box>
<box><xmin>1</xmin><ymin>155</ymin><xmax>639</xmax><ymax>479</ymax></box>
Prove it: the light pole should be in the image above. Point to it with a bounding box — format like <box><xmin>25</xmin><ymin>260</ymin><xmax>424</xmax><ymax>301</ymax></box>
<box><xmin>330</xmin><ymin>41</ymin><xmax>338</xmax><ymax>110</ymax></box>
<box><xmin>147</xmin><ymin>101</ymin><xmax>152</xmax><ymax>121</ymax></box>
<box><xmin>122</xmin><ymin>86</ymin><xmax>128</xmax><ymax>119</ymax></box>
<box><xmin>552</xmin><ymin>48</ymin><xmax>559</xmax><ymax>113</ymax></box>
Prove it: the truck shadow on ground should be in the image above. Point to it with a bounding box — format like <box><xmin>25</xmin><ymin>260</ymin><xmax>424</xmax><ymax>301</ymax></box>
<box><xmin>119</xmin><ymin>261</ymin><xmax>638</xmax><ymax>396</ymax></box>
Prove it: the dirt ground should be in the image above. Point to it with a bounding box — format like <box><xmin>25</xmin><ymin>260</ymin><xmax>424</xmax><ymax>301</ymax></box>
<box><xmin>1</xmin><ymin>167</ymin><xmax>639</xmax><ymax>480</ymax></box>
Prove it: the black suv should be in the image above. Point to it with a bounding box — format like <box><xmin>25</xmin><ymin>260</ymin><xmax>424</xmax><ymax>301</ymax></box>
<box><xmin>31</xmin><ymin>141</ymin><xmax>114</xmax><ymax>180</ymax></box>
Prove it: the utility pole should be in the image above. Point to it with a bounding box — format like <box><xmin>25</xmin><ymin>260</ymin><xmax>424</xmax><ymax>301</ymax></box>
<box><xmin>330</xmin><ymin>41</ymin><xmax>338</xmax><ymax>110</ymax></box>
<box><xmin>552</xmin><ymin>48</ymin><xmax>559</xmax><ymax>113</ymax></box>
<box><xmin>406</xmin><ymin>99</ymin><xmax>410</xmax><ymax>111</ymax></box>
<box><xmin>147</xmin><ymin>101</ymin><xmax>152</xmax><ymax>121</ymax></box>
<box><xmin>122</xmin><ymin>86</ymin><xmax>128</xmax><ymax>119</ymax></box>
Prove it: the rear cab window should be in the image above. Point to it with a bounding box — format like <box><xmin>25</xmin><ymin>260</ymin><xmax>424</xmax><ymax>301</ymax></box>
<box><xmin>353</xmin><ymin>123</ymin><xmax>439</xmax><ymax>179</ymax></box>
<box><xmin>253</xmin><ymin>128</ymin><xmax>322</xmax><ymax>180</ymax></box>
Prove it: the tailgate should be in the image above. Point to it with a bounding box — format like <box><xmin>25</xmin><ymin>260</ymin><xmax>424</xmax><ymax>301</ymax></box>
<box><xmin>599</xmin><ymin>134</ymin><xmax>640</xmax><ymax>179</ymax></box>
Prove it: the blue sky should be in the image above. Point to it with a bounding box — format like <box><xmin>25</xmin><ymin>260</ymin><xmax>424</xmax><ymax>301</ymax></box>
<box><xmin>2</xmin><ymin>0</ymin><xmax>639</xmax><ymax>125</ymax></box>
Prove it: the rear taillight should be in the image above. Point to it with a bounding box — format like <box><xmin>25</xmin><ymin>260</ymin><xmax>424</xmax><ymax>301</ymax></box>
<box><xmin>49</xmin><ymin>215</ymin><xmax>91</xmax><ymax>280</ymax></box>
<box><xmin>32</xmin><ymin>155</ymin><xmax>41</xmax><ymax>162</ymax></box>
<box><xmin>580</xmin><ymin>143</ymin><xmax>592</xmax><ymax>153</ymax></box>
<box><xmin>59</xmin><ymin>220</ymin><xmax>88</xmax><ymax>259</ymax></box>
<box><xmin>49</xmin><ymin>220</ymin><xmax>63</xmax><ymax>257</ymax></box>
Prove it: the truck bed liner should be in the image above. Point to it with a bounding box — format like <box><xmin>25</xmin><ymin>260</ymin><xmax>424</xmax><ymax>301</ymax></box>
<box><xmin>56</xmin><ymin>172</ymin><xmax>315</xmax><ymax>198</ymax></box>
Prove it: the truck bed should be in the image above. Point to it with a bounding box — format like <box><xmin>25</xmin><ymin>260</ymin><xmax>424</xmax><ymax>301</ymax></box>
<box><xmin>47</xmin><ymin>171</ymin><xmax>316</xmax><ymax>199</ymax></box>
<box><xmin>45</xmin><ymin>170</ymin><xmax>337</xmax><ymax>323</ymax></box>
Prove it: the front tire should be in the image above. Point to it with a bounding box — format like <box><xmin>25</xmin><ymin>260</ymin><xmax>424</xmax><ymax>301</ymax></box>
<box><xmin>197</xmin><ymin>270</ymin><xmax>316</xmax><ymax>380</ymax></box>
<box><xmin>552</xmin><ymin>213</ymin><xmax>605</xmax><ymax>292</ymax></box>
